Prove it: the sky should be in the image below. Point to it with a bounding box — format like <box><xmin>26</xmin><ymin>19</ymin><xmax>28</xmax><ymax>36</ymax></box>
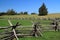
<box><xmin>0</xmin><ymin>0</ymin><xmax>60</xmax><ymax>14</ymax></box>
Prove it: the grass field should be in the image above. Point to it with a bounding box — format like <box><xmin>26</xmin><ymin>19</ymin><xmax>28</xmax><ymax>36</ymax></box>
<box><xmin>0</xmin><ymin>14</ymin><xmax>60</xmax><ymax>19</ymax></box>
<box><xmin>0</xmin><ymin>19</ymin><xmax>9</xmax><ymax>26</ymax></box>
<box><xmin>10</xmin><ymin>19</ymin><xmax>52</xmax><ymax>26</ymax></box>
<box><xmin>0</xmin><ymin>14</ymin><xmax>60</xmax><ymax>40</ymax></box>
<box><xmin>18</xmin><ymin>31</ymin><xmax>60</xmax><ymax>40</ymax></box>
<box><xmin>0</xmin><ymin>19</ymin><xmax>52</xmax><ymax>26</ymax></box>
<box><xmin>10</xmin><ymin>20</ymin><xmax>32</xmax><ymax>26</ymax></box>
<box><xmin>0</xmin><ymin>19</ymin><xmax>60</xmax><ymax>40</ymax></box>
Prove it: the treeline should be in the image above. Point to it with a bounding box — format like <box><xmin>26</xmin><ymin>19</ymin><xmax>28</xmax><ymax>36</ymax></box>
<box><xmin>0</xmin><ymin>3</ymin><xmax>48</xmax><ymax>16</ymax></box>
<box><xmin>0</xmin><ymin>9</ymin><xmax>36</xmax><ymax>16</ymax></box>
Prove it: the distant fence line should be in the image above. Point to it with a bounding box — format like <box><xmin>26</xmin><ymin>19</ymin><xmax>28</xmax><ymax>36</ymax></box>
<box><xmin>0</xmin><ymin>17</ymin><xmax>60</xmax><ymax>20</ymax></box>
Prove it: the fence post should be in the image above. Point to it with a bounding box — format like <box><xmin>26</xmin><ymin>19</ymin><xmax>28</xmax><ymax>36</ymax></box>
<box><xmin>8</xmin><ymin>20</ymin><xmax>19</xmax><ymax>40</ymax></box>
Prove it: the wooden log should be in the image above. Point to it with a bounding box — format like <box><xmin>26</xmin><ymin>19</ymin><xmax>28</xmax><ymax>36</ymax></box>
<box><xmin>17</xmin><ymin>34</ymin><xmax>32</xmax><ymax>36</ymax></box>
<box><xmin>12</xmin><ymin>29</ymin><xmax>19</xmax><ymax>40</ymax></box>
<box><xmin>8</xmin><ymin>20</ymin><xmax>19</xmax><ymax>40</ymax></box>
<box><xmin>2</xmin><ymin>35</ymin><xmax>14</xmax><ymax>40</ymax></box>
<box><xmin>0</xmin><ymin>27</ymin><xmax>9</xmax><ymax>29</ymax></box>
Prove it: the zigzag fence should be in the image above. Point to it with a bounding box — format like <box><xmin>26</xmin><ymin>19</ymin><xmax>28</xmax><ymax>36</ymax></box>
<box><xmin>0</xmin><ymin>19</ymin><xmax>60</xmax><ymax>40</ymax></box>
<box><xmin>0</xmin><ymin>24</ymin><xmax>60</xmax><ymax>40</ymax></box>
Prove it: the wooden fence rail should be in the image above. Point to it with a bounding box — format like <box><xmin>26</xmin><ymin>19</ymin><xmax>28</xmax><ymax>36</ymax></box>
<box><xmin>0</xmin><ymin>19</ymin><xmax>60</xmax><ymax>40</ymax></box>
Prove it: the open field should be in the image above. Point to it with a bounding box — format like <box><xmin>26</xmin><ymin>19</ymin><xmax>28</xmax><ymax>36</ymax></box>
<box><xmin>0</xmin><ymin>0</ymin><xmax>60</xmax><ymax>40</ymax></box>
<box><xmin>0</xmin><ymin>14</ymin><xmax>60</xmax><ymax>40</ymax></box>
<box><xmin>0</xmin><ymin>14</ymin><xmax>60</xmax><ymax>19</ymax></box>
<box><xmin>0</xmin><ymin>19</ymin><xmax>60</xmax><ymax>40</ymax></box>
<box><xmin>19</xmin><ymin>31</ymin><xmax>60</xmax><ymax>40</ymax></box>
<box><xmin>0</xmin><ymin>19</ymin><xmax>52</xmax><ymax>26</ymax></box>
<box><xmin>0</xmin><ymin>19</ymin><xmax>9</xmax><ymax>26</ymax></box>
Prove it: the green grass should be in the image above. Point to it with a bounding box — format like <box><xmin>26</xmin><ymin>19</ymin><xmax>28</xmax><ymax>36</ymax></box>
<box><xmin>35</xmin><ymin>20</ymin><xmax>52</xmax><ymax>26</ymax></box>
<box><xmin>0</xmin><ymin>19</ymin><xmax>60</xmax><ymax>40</ymax></box>
<box><xmin>19</xmin><ymin>31</ymin><xmax>60</xmax><ymax>40</ymax></box>
<box><xmin>10</xmin><ymin>20</ymin><xmax>32</xmax><ymax>26</ymax></box>
<box><xmin>0</xmin><ymin>19</ymin><xmax>52</xmax><ymax>26</ymax></box>
<box><xmin>10</xmin><ymin>19</ymin><xmax>52</xmax><ymax>26</ymax></box>
<box><xmin>43</xmin><ymin>31</ymin><xmax>60</xmax><ymax>40</ymax></box>
<box><xmin>0</xmin><ymin>19</ymin><xmax>9</xmax><ymax>26</ymax></box>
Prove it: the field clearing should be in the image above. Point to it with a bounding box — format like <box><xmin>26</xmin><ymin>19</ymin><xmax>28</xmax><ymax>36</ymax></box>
<box><xmin>18</xmin><ymin>31</ymin><xmax>60</xmax><ymax>40</ymax></box>
<box><xmin>0</xmin><ymin>19</ymin><xmax>52</xmax><ymax>26</ymax></box>
<box><xmin>0</xmin><ymin>14</ymin><xmax>60</xmax><ymax>19</ymax></box>
<box><xmin>0</xmin><ymin>19</ymin><xmax>9</xmax><ymax>26</ymax></box>
<box><xmin>0</xmin><ymin>14</ymin><xmax>60</xmax><ymax>40</ymax></box>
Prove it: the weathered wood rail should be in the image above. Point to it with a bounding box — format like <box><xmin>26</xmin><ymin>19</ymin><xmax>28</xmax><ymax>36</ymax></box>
<box><xmin>0</xmin><ymin>19</ymin><xmax>60</xmax><ymax>40</ymax></box>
